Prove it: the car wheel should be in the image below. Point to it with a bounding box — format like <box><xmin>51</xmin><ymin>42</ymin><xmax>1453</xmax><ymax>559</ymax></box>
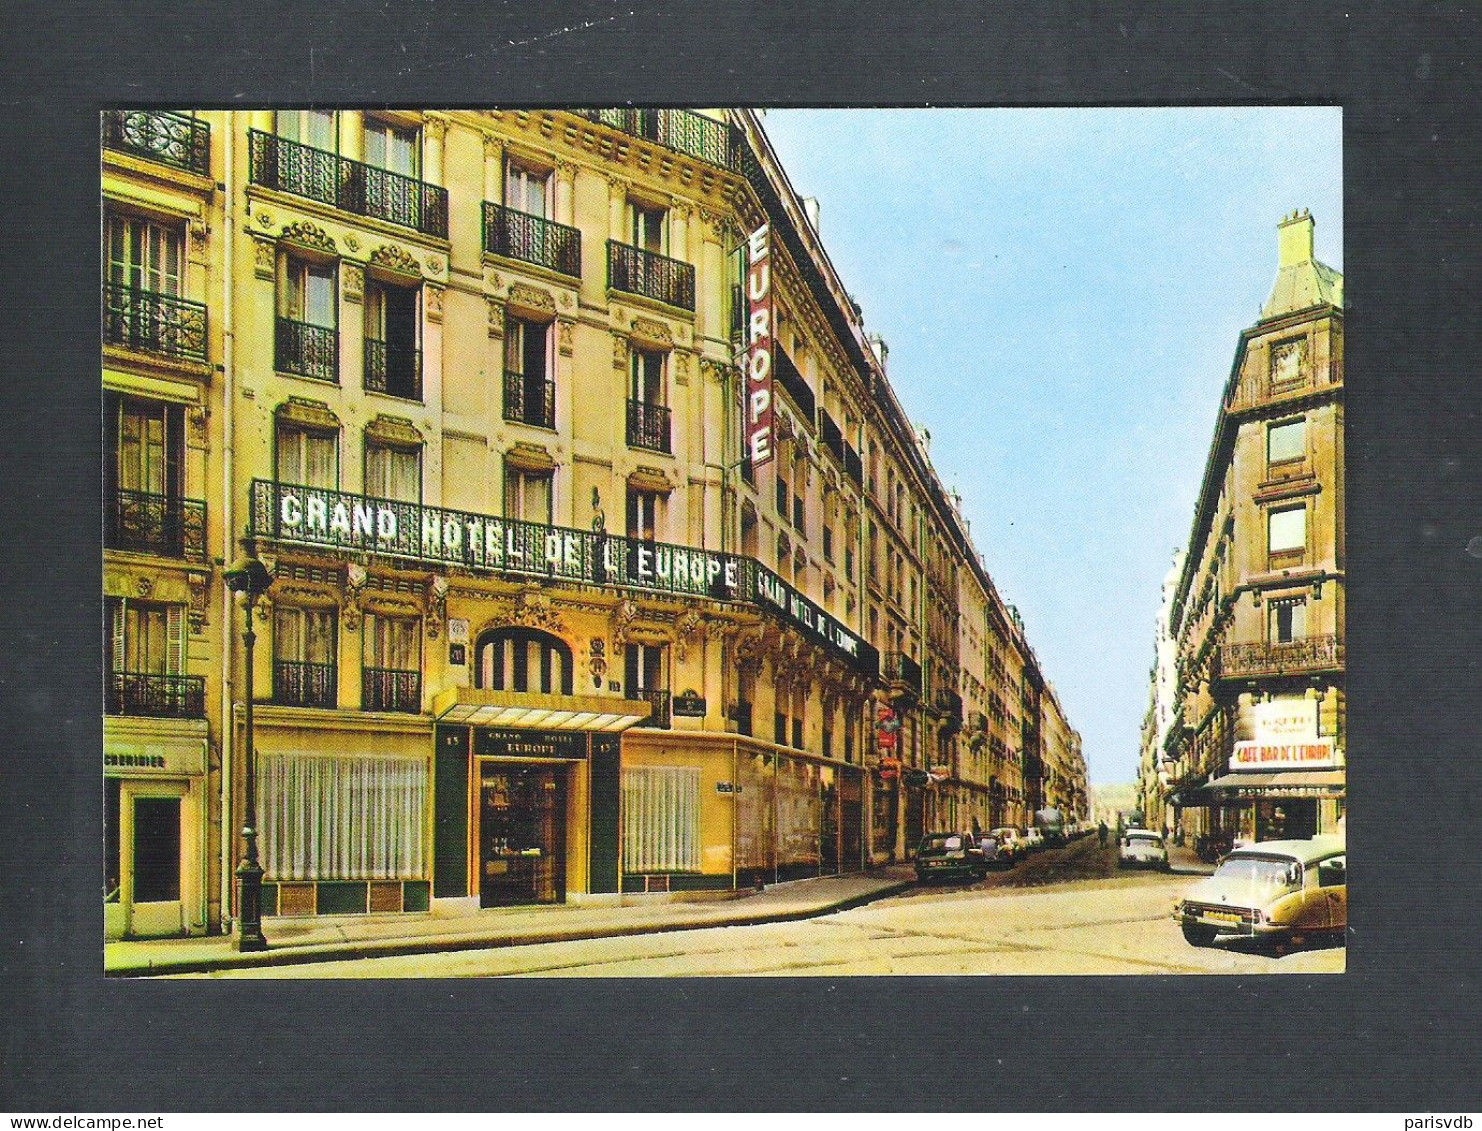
<box><xmin>1182</xmin><ymin>922</ymin><xmax>1217</xmax><ymax>947</ymax></box>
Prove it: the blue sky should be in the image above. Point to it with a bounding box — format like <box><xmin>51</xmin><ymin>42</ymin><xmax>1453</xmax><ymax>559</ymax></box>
<box><xmin>761</xmin><ymin>107</ymin><xmax>1343</xmax><ymax>787</ymax></box>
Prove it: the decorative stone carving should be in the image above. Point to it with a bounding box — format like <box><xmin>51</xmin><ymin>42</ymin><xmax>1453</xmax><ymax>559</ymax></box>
<box><xmin>629</xmin><ymin>317</ymin><xmax>673</xmax><ymax>349</ymax></box>
<box><xmin>674</xmin><ymin>606</ymin><xmax>704</xmax><ymax>662</ymax></box>
<box><xmin>342</xmin><ymin>263</ymin><xmax>364</xmax><ymax>304</ymax></box>
<box><xmin>559</xmin><ymin>291</ymin><xmax>574</xmax><ymax>309</ymax></box>
<box><xmin>255</xmin><ymin>210</ymin><xmax>273</xmax><ymax>228</ymax></box>
<box><xmin>507</xmin><ymin>283</ymin><xmax>556</xmax><ymax>318</ymax></box>
<box><xmin>605</xmin><ymin>174</ymin><xmax>631</xmax><ymax>196</ymax></box>
<box><xmin>700</xmin><ymin>358</ymin><xmax>732</xmax><ymax>385</ymax></box>
<box><xmin>251</xmin><ymin>235</ymin><xmax>276</xmax><ymax>280</ymax></box>
<box><xmin>426</xmin><ymin>255</ymin><xmax>444</xmax><ymax>274</ymax></box>
<box><xmin>424</xmin><ymin>116</ymin><xmax>447</xmax><ymax>142</ymax></box>
<box><xmin>342</xmin><ymin>563</ymin><xmax>367</xmax><ymax>632</ymax></box>
<box><xmin>426</xmin><ymin>575</ymin><xmax>448</xmax><ymax>639</ymax></box>
<box><xmin>611</xmin><ymin>332</ymin><xmax>629</xmax><ymax>369</ymax></box>
<box><xmin>483</xmin><ymin>134</ymin><xmax>503</xmax><ymax>162</ymax></box>
<box><xmin>588</xmin><ymin>637</ymin><xmax>608</xmax><ymax>690</ymax></box>
<box><xmin>187</xmin><ymin>406</ymin><xmax>209</xmax><ymax>447</ymax></box>
<box><xmin>510</xmin><ymin>585</ymin><xmax>564</xmax><ymax>634</ymax></box>
<box><xmin>557</xmin><ymin>318</ymin><xmax>574</xmax><ymax>357</ymax></box>
<box><xmin>611</xmin><ymin>598</ymin><xmax>638</xmax><ymax>650</ymax></box>
<box><xmin>425</xmin><ymin>283</ymin><xmax>445</xmax><ymax>323</ymax></box>
<box><xmin>187</xmin><ymin>574</ymin><xmax>209</xmax><ymax>634</ymax></box>
<box><xmin>371</xmin><ymin>243</ymin><xmax>421</xmax><ymax>278</ymax></box>
<box><xmin>555</xmin><ymin>158</ymin><xmax>579</xmax><ymax>183</ymax></box>
<box><xmin>188</xmin><ymin>219</ymin><xmax>208</xmax><ymax>252</ymax></box>
<box><xmin>674</xmin><ymin>352</ymin><xmax>692</xmax><ymax>386</ymax></box>
<box><xmin>279</xmin><ymin>220</ymin><xmax>337</xmax><ymax>253</ymax></box>
<box><xmin>343</xmin><ymin>233</ymin><xmax>361</xmax><ymax>253</ymax></box>
<box><xmin>487</xmin><ymin>297</ymin><xmax>505</xmax><ymax>338</ymax></box>
<box><xmin>134</xmin><ymin>576</ymin><xmax>153</xmax><ymax>599</ymax></box>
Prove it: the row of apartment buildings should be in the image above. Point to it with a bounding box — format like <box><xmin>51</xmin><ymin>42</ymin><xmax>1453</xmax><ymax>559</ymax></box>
<box><xmin>101</xmin><ymin>107</ymin><xmax>1085</xmax><ymax>938</ymax></box>
<box><xmin>1139</xmin><ymin>210</ymin><xmax>1345</xmax><ymax>845</ymax></box>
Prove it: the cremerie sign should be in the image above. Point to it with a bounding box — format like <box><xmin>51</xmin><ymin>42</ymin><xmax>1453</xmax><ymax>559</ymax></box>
<box><xmin>745</xmin><ymin>223</ymin><xmax>775</xmax><ymax>468</ymax></box>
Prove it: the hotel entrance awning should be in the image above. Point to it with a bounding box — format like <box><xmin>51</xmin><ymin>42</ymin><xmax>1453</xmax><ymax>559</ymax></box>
<box><xmin>432</xmin><ymin>687</ymin><xmax>654</xmax><ymax>732</ymax></box>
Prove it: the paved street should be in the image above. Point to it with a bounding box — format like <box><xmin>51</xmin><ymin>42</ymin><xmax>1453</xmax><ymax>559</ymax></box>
<box><xmin>185</xmin><ymin>838</ymin><xmax>1344</xmax><ymax>978</ymax></box>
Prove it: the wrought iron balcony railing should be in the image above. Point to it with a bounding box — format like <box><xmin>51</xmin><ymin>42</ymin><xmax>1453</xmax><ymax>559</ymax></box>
<box><xmin>884</xmin><ymin>651</ymin><xmax>923</xmax><ymax>699</ymax></box>
<box><xmin>248</xmin><ymin>130</ymin><xmax>448</xmax><ymax>239</ymax></box>
<box><xmin>503</xmin><ymin>370</ymin><xmax>556</xmax><ymax>429</ymax></box>
<box><xmin>634</xmin><ymin>688</ymin><xmax>672</xmax><ymax>729</ymax></box>
<box><xmin>362</xmin><ymin>667</ymin><xmax>421</xmax><ymax>713</ymax></box>
<box><xmin>483</xmin><ymin>203</ymin><xmax>581</xmax><ymax>277</ymax></box>
<box><xmin>577</xmin><ymin>108</ymin><xmax>741</xmax><ymax>172</ymax></box>
<box><xmin>106</xmin><ymin>671</ymin><xmax>206</xmax><ymax>719</ymax></box>
<box><xmin>626</xmin><ymin>399</ymin><xmax>672</xmax><ymax>453</ymax></box>
<box><xmin>1218</xmin><ymin>634</ymin><xmax>1344</xmax><ymax>681</ymax></box>
<box><xmin>102</xmin><ymin>110</ymin><xmax>209</xmax><ymax>177</ymax></box>
<box><xmin>105</xmin><ymin>488</ymin><xmax>207</xmax><ymax>561</ymax></box>
<box><xmin>103</xmin><ymin>284</ymin><xmax>207</xmax><ymax>363</ymax></box>
<box><xmin>607</xmin><ymin>240</ymin><xmax>695</xmax><ymax>311</ymax></box>
<box><xmin>275</xmin><ymin>317</ymin><xmax>338</xmax><ymax>383</ymax></box>
<box><xmin>364</xmin><ymin>338</ymin><xmax>422</xmax><ymax>401</ymax></box>
<box><xmin>274</xmin><ymin>661</ymin><xmax>337</xmax><ymax>708</ymax></box>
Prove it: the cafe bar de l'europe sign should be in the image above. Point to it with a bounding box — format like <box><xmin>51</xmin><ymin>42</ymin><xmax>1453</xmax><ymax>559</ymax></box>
<box><xmin>253</xmin><ymin>480</ymin><xmax>876</xmax><ymax>676</ymax></box>
<box><xmin>1230</xmin><ymin>696</ymin><xmax>1340</xmax><ymax>771</ymax></box>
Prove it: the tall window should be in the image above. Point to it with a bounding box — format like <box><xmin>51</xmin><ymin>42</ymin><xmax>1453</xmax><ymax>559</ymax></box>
<box><xmin>364</xmin><ymin>612</ymin><xmax>421</xmax><ymax>672</ymax></box>
<box><xmin>506</xmin><ymin>164</ymin><xmax>550</xmax><ymax>218</ymax></box>
<box><xmin>630</xmin><ymin>348</ymin><xmax>665</xmax><ymax>405</ymax></box>
<box><xmin>503</xmin><ymin>316</ymin><xmax>553</xmax><ymax>428</ymax></box>
<box><xmin>622</xmin><ymin>766</ymin><xmax>701</xmax><ymax>873</ymax></box>
<box><xmin>363</xmin><ymin>118</ymin><xmax>419</xmax><ymax>176</ymax></box>
<box><xmin>282</xmin><ymin>257</ymin><xmax>337</xmax><ymax>329</ymax></box>
<box><xmin>276</xmin><ymin>110</ymin><xmax>336</xmax><ymax>150</ymax></box>
<box><xmin>276</xmin><ymin>422</ymin><xmax>338</xmax><ymax>489</ymax></box>
<box><xmin>107</xmin><ymin>599</ymin><xmax>184</xmax><ymax>677</ymax></box>
<box><xmin>364</xmin><ymin>278</ymin><xmax>420</xmax><ymax>399</ymax></box>
<box><xmin>364</xmin><ymin>440</ymin><xmax>420</xmax><ymax>502</ymax></box>
<box><xmin>627</xmin><ymin>488</ymin><xmax>662</xmax><ymax>542</ymax></box>
<box><xmin>504</xmin><ymin>465</ymin><xmax>553</xmax><ymax>525</ymax></box>
<box><xmin>273</xmin><ymin>606</ymin><xmax>338</xmax><ymax>708</ymax></box>
<box><xmin>630</xmin><ymin>202</ymin><xmax>666</xmax><ymax>253</ymax></box>
<box><xmin>1269</xmin><ymin>598</ymin><xmax>1307</xmax><ymax>644</ymax></box>
<box><xmin>1268</xmin><ymin>418</ymin><xmax>1307</xmax><ymax>466</ymax></box>
<box><xmin>106</xmin><ymin>214</ymin><xmax>182</xmax><ymax>296</ymax></box>
<box><xmin>625</xmin><ymin>643</ymin><xmax>666</xmax><ymax>698</ymax></box>
<box><xmin>1268</xmin><ymin>505</ymin><xmax>1307</xmax><ymax>556</ymax></box>
<box><xmin>110</xmin><ymin>395</ymin><xmax>181</xmax><ymax>498</ymax></box>
<box><xmin>475</xmin><ymin>627</ymin><xmax>573</xmax><ymax>694</ymax></box>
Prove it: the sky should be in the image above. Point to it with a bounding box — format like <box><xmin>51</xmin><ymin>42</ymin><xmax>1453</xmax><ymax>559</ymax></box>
<box><xmin>761</xmin><ymin>107</ymin><xmax>1343</xmax><ymax>788</ymax></box>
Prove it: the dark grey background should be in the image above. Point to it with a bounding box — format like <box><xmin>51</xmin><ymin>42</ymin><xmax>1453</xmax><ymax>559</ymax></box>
<box><xmin>1</xmin><ymin>0</ymin><xmax>1478</xmax><ymax>1111</ymax></box>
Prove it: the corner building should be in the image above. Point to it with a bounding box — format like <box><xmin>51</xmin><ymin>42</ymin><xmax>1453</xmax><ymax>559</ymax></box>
<box><xmin>101</xmin><ymin>108</ymin><xmax>1080</xmax><ymax>933</ymax></box>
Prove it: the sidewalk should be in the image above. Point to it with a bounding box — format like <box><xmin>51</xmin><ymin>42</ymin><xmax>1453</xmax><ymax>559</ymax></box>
<box><xmin>1166</xmin><ymin>844</ymin><xmax>1216</xmax><ymax>876</ymax></box>
<box><xmin>105</xmin><ymin>865</ymin><xmax>916</xmax><ymax>977</ymax></box>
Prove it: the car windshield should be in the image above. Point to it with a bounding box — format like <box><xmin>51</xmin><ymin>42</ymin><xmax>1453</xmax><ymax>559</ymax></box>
<box><xmin>1129</xmin><ymin>833</ymin><xmax>1161</xmax><ymax>844</ymax></box>
<box><xmin>923</xmin><ymin>835</ymin><xmax>963</xmax><ymax>850</ymax></box>
<box><xmin>1215</xmin><ymin>855</ymin><xmax>1299</xmax><ymax>888</ymax></box>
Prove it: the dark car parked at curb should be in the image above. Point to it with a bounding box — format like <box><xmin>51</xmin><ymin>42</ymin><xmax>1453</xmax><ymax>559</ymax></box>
<box><xmin>915</xmin><ymin>832</ymin><xmax>988</xmax><ymax>883</ymax></box>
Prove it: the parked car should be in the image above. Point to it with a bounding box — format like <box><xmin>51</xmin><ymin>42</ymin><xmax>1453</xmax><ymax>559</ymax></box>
<box><xmin>989</xmin><ymin>827</ymin><xmax>1026</xmax><ymax>864</ymax></box>
<box><xmin>1118</xmin><ymin>829</ymin><xmax>1170</xmax><ymax>871</ymax></box>
<box><xmin>1173</xmin><ymin>836</ymin><xmax>1346</xmax><ymax>947</ymax></box>
<box><xmin>1023</xmin><ymin>827</ymin><xmax>1046</xmax><ymax>852</ymax></box>
<box><xmin>972</xmin><ymin>832</ymin><xmax>1003</xmax><ymax>869</ymax></box>
<box><xmin>915</xmin><ymin>832</ymin><xmax>988</xmax><ymax>883</ymax></box>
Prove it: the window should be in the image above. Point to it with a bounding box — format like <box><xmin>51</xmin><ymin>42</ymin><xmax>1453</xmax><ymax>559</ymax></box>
<box><xmin>504</xmin><ymin>316</ymin><xmax>553</xmax><ymax>428</ymax></box>
<box><xmin>107</xmin><ymin>599</ymin><xmax>184</xmax><ymax>677</ymax></box>
<box><xmin>630</xmin><ymin>347</ymin><xmax>665</xmax><ymax>406</ymax></box>
<box><xmin>625</xmin><ymin>642</ymin><xmax>667</xmax><ymax>698</ymax></box>
<box><xmin>276</xmin><ymin>109</ymin><xmax>336</xmax><ymax>150</ymax></box>
<box><xmin>740</xmin><ymin>504</ymin><xmax>759</xmax><ymax>558</ymax></box>
<box><xmin>364</xmin><ymin>612</ymin><xmax>421</xmax><ymax>672</ymax></box>
<box><xmin>1269</xmin><ymin>598</ymin><xmax>1307</xmax><ymax>644</ymax></box>
<box><xmin>622</xmin><ymin>766</ymin><xmax>701</xmax><ymax>873</ymax></box>
<box><xmin>1268</xmin><ymin>506</ymin><xmax>1307</xmax><ymax>555</ymax></box>
<box><xmin>363</xmin><ymin>278</ymin><xmax>421</xmax><ymax>400</ymax></box>
<box><xmin>276</xmin><ymin>422</ymin><xmax>338</xmax><ymax>489</ymax></box>
<box><xmin>1268</xmin><ymin>418</ymin><xmax>1307</xmax><ymax>466</ymax></box>
<box><xmin>630</xmin><ymin>202</ymin><xmax>666</xmax><ymax>253</ymax></box>
<box><xmin>504</xmin><ymin>465</ymin><xmax>552</xmax><ymax>525</ymax></box>
<box><xmin>506</xmin><ymin>164</ymin><xmax>550</xmax><ymax>218</ymax></box>
<box><xmin>822</xmin><ymin>524</ymin><xmax>834</xmax><ymax>562</ymax></box>
<box><xmin>474</xmin><ymin>627</ymin><xmax>573</xmax><ymax>694</ymax></box>
<box><xmin>132</xmin><ymin>797</ymin><xmax>182</xmax><ymax>903</ymax></box>
<box><xmin>106</xmin><ymin>214</ymin><xmax>182</xmax><ymax>297</ymax></box>
<box><xmin>282</xmin><ymin>257</ymin><xmax>337</xmax><ymax>328</ymax></box>
<box><xmin>627</xmin><ymin>488</ymin><xmax>662</xmax><ymax>542</ymax></box>
<box><xmin>109</xmin><ymin>395</ymin><xmax>182</xmax><ymax>499</ymax></box>
<box><xmin>277</xmin><ymin>255</ymin><xmax>338</xmax><ymax>381</ymax></box>
<box><xmin>364</xmin><ymin>440</ymin><xmax>420</xmax><ymax>503</ymax></box>
<box><xmin>273</xmin><ymin>606</ymin><xmax>337</xmax><ymax>708</ymax></box>
<box><xmin>363</xmin><ymin>117</ymin><xmax>419</xmax><ymax>177</ymax></box>
<box><xmin>1317</xmin><ymin>855</ymin><xmax>1346</xmax><ymax>889</ymax></box>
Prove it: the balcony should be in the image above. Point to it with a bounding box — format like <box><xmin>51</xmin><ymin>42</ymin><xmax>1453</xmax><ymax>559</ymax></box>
<box><xmin>774</xmin><ymin>349</ymin><xmax>816</xmax><ymax>422</ymax></box>
<box><xmin>103</xmin><ymin>284</ymin><xmax>207</xmax><ymax>363</ymax></box>
<box><xmin>102</xmin><ymin>110</ymin><xmax>210</xmax><ymax>177</ymax></box>
<box><xmin>626</xmin><ymin>399</ymin><xmax>672</xmax><ymax>453</ymax></box>
<box><xmin>1218</xmin><ymin>634</ymin><xmax>1344</xmax><ymax>682</ymax></box>
<box><xmin>884</xmin><ymin>652</ymin><xmax>923</xmax><ymax>700</ymax></box>
<box><xmin>607</xmin><ymin>241</ymin><xmax>695</xmax><ymax>311</ymax></box>
<box><xmin>843</xmin><ymin>444</ymin><xmax>863</xmax><ymax>488</ymax></box>
<box><xmin>819</xmin><ymin>410</ymin><xmax>844</xmax><ymax>458</ymax></box>
<box><xmin>248</xmin><ymin>130</ymin><xmax>448</xmax><ymax>239</ymax></box>
<box><xmin>577</xmin><ymin>108</ymin><xmax>741</xmax><ymax>172</ymax></box>
<box><xmin>105</xmin><ymin>488</ymin><xmax>206</xmax><ymax>561</ymax></box>
<box><xmin>633</xmin><ymin>688</ymin><xmax>672</xmax><ymax>729</ymax></box>
<box><xmin>274</xmin><ymin>661</ymin><xmax>337</xmax><ymax>709</ymax></box>
<box><xmin>106</xmin><ymin>671</ymin><xmax>206</xmax><ymax>719</ymax></box>
<box><xmin>362</xmin><ymin>667</ymin><xmax>421</xmax><ymax>714</ymax></box>
<box><xmin>275</xmin><ymin>317</ymin><xmax>338</xmax><ymax>383</ymax></box>
<box><xmin>503</xmin><ymin>371</ymin><xmax>556</xmax><ymax>430</ymax></box>
<box><xmin>363</xmin><ymin>338</ymin><xmax>422</xmax><ymax>401</ymax></box>
<box><xmin>483</xmin><ymin>203</ymin><xmax>581</xmax><ymax>277</ymax></box>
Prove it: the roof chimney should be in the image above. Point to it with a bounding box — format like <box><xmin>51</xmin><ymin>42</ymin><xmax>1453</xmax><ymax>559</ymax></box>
<box><xmin>802</xmin><ymin>196</ymin><xmax>821</xmax><ymax>235</ymax></box>
<box><xmin>868</xmin><ymin>333</ymin><xmax>888</xmax><ymax>369</ymax></box>
<box><xmin>1278</xmin><ymin>208</ymin><xmax>1315</xmax><ymax>267</ymax></box>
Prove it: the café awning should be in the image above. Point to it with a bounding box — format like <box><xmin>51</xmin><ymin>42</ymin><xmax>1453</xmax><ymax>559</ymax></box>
<box><xmin>1204</xmin><ymin>769</ymin><xmax>1345</xmax><ymax>797</ymax></box>
<box><xmin>432</xmin><ymin>687</ymin><xmax>653</xmax><ymax>732</ymax></box>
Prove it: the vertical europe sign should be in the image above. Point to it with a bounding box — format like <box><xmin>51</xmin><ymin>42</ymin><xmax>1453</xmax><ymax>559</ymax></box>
<box><xmin>745</xmin><ymin>223</ymin><xmax>774</xmax><ymax>468</ymax></box>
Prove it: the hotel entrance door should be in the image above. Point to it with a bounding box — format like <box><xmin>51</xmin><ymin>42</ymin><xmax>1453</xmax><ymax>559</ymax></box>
<box><xmin>479</xmin><ymin>764</ymin><xmax>567</xmax><ymax>907</ymax></box>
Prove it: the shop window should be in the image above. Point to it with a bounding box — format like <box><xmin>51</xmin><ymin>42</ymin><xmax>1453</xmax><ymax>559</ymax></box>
<box><xmin>364</xmin><ymin>439</ymin><xmax>420</xmax><ymax>503</ymax></box>
<box><xmin>258</xmin><ymin>753</ymin><xmax>428</xmax><ymax>880</ymax></box>
<box><xmin>1268</xmin><ymin>505</ymin><xmax>1307</xmax><ymax>556</ymax></box>
<box><xmin>506</xmin><ymin>163</ymin><xmax>551</xmax><ymax>218</ymax></box>
<box><xmin>363</xmin><ymin>117</ymin><xmax>420</xmax><ymax>177</ymax></box>
<box><xmin>273</xmin><ymin>606</ymin><xmax>338</xmax><ymax>708</ymax></box>
<box><xmin>1268</xmin><ymin>417</ymin><xmax>1307</xmax><ymax>467</ymax></box>
<box><xmin>504</xmin><ymin>465</ymin><xmax>553</xmax><ymax>526</ymax></box>
<box><xmin>276</xmin><ymin>109</ymin><xmax>336</xmax><ymax>150</ymax></box>
<box><xmin>1269</xmin><ymin>598</ymin><xmax>1308</xmax><ymax>644</ymax></box>
<box><xmin>627</xmin><ymin>487</ymin><xmax>662</xmax><ymax>542</ymax></box>
<box><xmin>475</xmin><ymin>627</ymin><xmax>573</xmax><ymax>695</ymax></box>
<box><xmin>276</xmin><ymin>421</ymin><xmax>338</xmax><ymax>489</ymax></box>
<box><xmin>622</xmin><ymin>766</ymin><xmax>700</xmax><ymax>872</ymax></box>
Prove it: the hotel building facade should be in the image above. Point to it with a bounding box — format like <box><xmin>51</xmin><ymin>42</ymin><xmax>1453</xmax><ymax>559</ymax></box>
<box><xmin>101</xmin><ymin>107</ymin><xmax>1084</xmax><ymax>937</ymax></box>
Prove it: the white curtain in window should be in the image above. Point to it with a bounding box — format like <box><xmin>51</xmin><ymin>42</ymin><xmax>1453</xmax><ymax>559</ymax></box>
<box><xmin>622</xmin><ymin>766</ymin><xmax>701</xmax><ymax>873</ymax></box>
<box><xmin>259</xmin><ymin>754</ymin><xmax>428</xmax><ymax>880</ymax></box>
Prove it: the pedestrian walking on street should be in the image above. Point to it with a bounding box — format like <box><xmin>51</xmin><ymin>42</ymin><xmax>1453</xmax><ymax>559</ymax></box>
<box><xmin>1098</xmin><ymin>820</ymin><xmax>1109</xmax><ymax>847</ymax></box>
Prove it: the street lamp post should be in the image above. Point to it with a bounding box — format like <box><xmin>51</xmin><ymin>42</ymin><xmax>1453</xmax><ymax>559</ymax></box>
<box><xmin>223</xmin><ymin>537</ymin><xmax>274</xmax><ymax>952</ymax></box>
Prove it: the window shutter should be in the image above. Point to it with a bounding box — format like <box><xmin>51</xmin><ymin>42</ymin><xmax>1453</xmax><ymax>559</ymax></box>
<box><xmin>166</xmin><ymin>605</ymin><xmax>185</xmax><ymax>675</ymax></box>
<box><xmin>110</xmin><ymin>601</ymin><xmax>125</xmax><ymax>673</ymax></box>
